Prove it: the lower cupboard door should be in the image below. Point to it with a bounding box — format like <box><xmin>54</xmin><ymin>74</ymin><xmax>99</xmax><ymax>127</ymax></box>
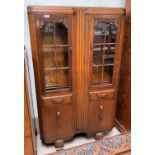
<box><xmin>42</xmin><ymin>104</ymin><xmax>75</xmax><ymax>143</ymax></box>
<box><xmin>88</xmin><ymin>91</ymin><xmax>116</xmax><ymax>133</ymax></box>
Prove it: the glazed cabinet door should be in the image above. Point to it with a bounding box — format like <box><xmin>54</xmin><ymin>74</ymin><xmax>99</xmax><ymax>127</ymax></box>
<box><xmin>35</xmin><ymin>13</ymin><xmax>73</xmax><ymax>92</ymax></box>
<box><xmin>88</xmin><ymin>14</ymin><xmax>122</xmax><ymax>89</ymax></box>
<box><xmin>86</xmin><ymin>12</ymin><xmax>124</xmax><ymax>133</ymax></box>
<box><xmin>33</xmin><ymin>11</ymin><xmax>76</xmax><ymax>143</ymax></box>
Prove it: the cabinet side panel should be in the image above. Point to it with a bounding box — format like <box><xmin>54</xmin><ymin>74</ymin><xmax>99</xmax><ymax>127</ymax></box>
<box><xmin>116</xmin><ymin>0</ymin><xmax>131</xmax><ymax>131</ymax></box>
<box><xmin>28</xmin><ymin>11</ymin><xmax>45</xmax><ymax>139</ymax></box>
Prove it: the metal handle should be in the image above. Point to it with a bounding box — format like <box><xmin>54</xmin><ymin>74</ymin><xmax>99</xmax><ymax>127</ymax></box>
<box><xmin>97</xmin><ymin>93</ymin><xmax>106</xmax><ymax>98</ymax></box>
<box><xmin>56</xmin><ymin>112</ymin><xmax>61</xmax><ymax>127</ymax></box>
<box><xmin>99</xmin><ymin>105</ymin><xmax>103</xmax><ymax>121</ymax></box>
<box><xmin>53</xmin><ymin>98</ymin><xmax>64</xmax><ymax>104</ymax></box>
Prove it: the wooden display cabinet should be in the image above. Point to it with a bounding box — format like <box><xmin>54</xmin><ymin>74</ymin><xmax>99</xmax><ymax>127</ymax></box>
<box><xmin>28</xmin><ymin>6</ymin><xmax>125</xmax><ymax>147</ymax></box>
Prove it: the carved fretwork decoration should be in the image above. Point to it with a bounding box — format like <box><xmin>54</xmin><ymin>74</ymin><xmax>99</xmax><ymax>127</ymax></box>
<box><xmin>38</xmin><ymin>15</ymin><xmax>70</xmax><ymax>29</ymax></box>
<box><xmin>94</xmin><ymin>16</ymin><xmax>120</xmax><ymax>28</ymax></box>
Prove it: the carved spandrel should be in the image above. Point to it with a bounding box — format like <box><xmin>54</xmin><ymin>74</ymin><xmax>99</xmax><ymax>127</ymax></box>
<box><xmin>94</xmin><ymin>16</ymin><xmax>120</xmax><ymax>28</ymax></box>
<box><xmin>38</xmin><ymin>15</ymin><xmax>70</xmax><ymax>29</ymax></box>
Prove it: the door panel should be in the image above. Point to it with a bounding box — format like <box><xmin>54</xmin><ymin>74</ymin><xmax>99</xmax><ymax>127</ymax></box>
<box><xmin>88</xmin><ymin>90</ymin><xmax>116</xmax><ymax>133</ymax></box>
<box><xmin>88</xmin><ymin>15</ymin><xmax>122</xmax><ymax>90</ymax></box>
<box><xmin>42</xmin><ymin>95</ymin><xmax>75</xmax><ymax>143</ymax></box>
<box><xmin>36</xmin><ymin>14</ymin><xmax>73</xmax><ymax>93</ymax></box>
<box><xmin>35</xmin><ymin>12</ymin><xmax>75</xmax><ymax>144</ymax></box>
<box><xmin>86</xmin><ymin>14</ymin><xmax>122</xmax><ymax>134</ymax></box>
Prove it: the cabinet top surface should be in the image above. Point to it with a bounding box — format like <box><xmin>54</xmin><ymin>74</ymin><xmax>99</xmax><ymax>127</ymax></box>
<box><xmin>27</xmin><ymin>5</ymin><xmax>125</xmax><ymax>15</ymax></box>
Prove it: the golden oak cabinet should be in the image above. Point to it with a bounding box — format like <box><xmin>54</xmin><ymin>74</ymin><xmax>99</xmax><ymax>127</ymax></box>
<box><xmin>28</xmin><ymin>6</ymin><xmax>125</xmax><ymax>147</ymax></box>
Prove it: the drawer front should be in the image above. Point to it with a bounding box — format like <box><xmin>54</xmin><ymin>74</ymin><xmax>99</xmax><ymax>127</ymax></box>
<box><xmin>88</xmin><ymin>90</ymin><xmax>116</xmax><ymax>133</ymax></box>
<box><xmin>42</xmin><ymin>94</ymin><xmax>75</xmax><ymax>143</ymax></box>
<box><xmin>42</xmin><ymin>94</ymin><xmax>72</xmax><ymax>107</ymax></box>
<box><xmin>89</xmin><ymin>90</ymin><xmax>116</xmax><ymax>100</ymax></box>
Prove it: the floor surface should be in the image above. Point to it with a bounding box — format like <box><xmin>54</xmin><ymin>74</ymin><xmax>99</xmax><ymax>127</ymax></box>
<box><xmin>37</xmin><ymin>127</ymin><xmax>120</xmax><ymax>155</ymax></box>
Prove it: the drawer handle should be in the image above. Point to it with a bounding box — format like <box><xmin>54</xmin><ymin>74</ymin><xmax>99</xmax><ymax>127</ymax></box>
<box><xmin>56</xmin><ymin>112</ymin><xmax>61</xmax><ymax>127</ymax></box>
<box><xmin>53</xmin><ymin>98</ymin><xmax>64</xmax><ymax>104</ymax></box>
<box><xmin>99</xmin><ymin>105</ymin><xmax>103</xmax><ymax>121</ymax></box>
<box><xmin>97</xmin><ymin>93</ymin><xmax>107</xmax><ymax>98</ymax></box>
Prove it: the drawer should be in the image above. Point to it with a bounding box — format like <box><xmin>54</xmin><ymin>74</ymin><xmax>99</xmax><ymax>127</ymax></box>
<box><xmin>89</xmin><ymin>90</ymin><xmax>116</xmax><ymax>100</ymax></box>
<box><xmin>42</xmin><ymin>94</ymin><xmax>72</xmax><ymax>107</ymax></box>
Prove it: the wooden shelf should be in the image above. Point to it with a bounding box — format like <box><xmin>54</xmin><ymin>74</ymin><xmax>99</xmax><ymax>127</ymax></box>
<box><xmin>93</xmin><ymin>43</ymin><xmax>116</xmax><ymax>46</ymax></box>
<box><xmin>44</xmin><ymin>67</ymin><xmax>69</xmax><ymax>71</ymax></box>
<box><xmin>42</xmin><ymin>44</ymin><xmax>69</xmax><ymax>48</ymax></box>
<box><xmin>92</xmin><ymin>81</ymin><xmax>111</xmax><ymax>85</ymax></box>
<box><xmin>104</xmin><ymin>64</ymin><xmax>114</xmax><ymax>66</ymax></box>
<box><xmin>93</xmin><ymin>64</ymin><xmax>114</xmax><ymax>67</ymax></box>
<box><xmin>94</xmin><ymin>33</ymin><xmax>109</xmax><ymax>36</ymax></box>
<box><xmin>45</xmin><ymin>85</ymin><xmax>69</xmax><ymax>91</ymax></box>
<box><xmin>93</xmin><ymin>46</ymin><xmax>115</xmax><ymax>51</ymax></box>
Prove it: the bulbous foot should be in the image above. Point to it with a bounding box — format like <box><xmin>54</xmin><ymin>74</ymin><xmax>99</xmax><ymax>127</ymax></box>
<box><xmin>95</xmin><ymin>132</ymin><xmax>103</xmax><ymax>140</ymax></box>
<box><xmin>55</xmin><ymin>139</ymin><xmax>64</xmax><ymax>148</ymax></box>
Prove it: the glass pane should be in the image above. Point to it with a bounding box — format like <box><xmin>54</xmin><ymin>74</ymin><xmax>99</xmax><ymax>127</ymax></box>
<box><xmin>94</xmin><ymin>21</ymin><xmax>117</xmax><ymax>44</ymax></box>
<box><xmin>44</xmin><ymin>69</ymin><xmax>56</xmax><ymax>88</ymax></box>
<box><xmin>55</xmin><ymin>23</ymin><xmax>68</xmax><ymax>45</ymax></box>
<box><xmin>104</xmin><ymin>45</ymin><xmax>115</xmax><ymax>65</ymax></box>
<box><xmin>93</xmin><ymin>45</ymin><xmax>103</xmax><ymax>65</ymax></box>
<box><xmin>42</xmin><ymin>47</ymin><xmax>56</xmax><ymax>68</ymax></box>
<box><xmin>92</xmin><ymin>66</ymin><xmax>113</xmax><ymax>85</ymax></box>
<box><xmin>92</xmin><ymin>20</ymin><xmax>117</xmax><ymax>86</ymax></box>
<box><xmin>41</xmin><ymin>22</ymin><xmax>54</xmax><ymax>45</ymax></box>
<box><xmin>92</xmin><ymin>66</ymin><xmax>102</xmax><ymax>84</ymax></box>
<box><xmin>57</xmin><ymin>69</ymin><xmax>69</xmax><ymax>88</ymax></box>
<box><xmin>40</xmin><ymin>16</ymin><xmax>71</xmax><ymax>91</ymax></box>
<box><xmin>56</xmin><ymin>47</ymin><xmax>68</xmax><ymax>67</ymax></box>
<box><xmin>103</xmin><ymin>66</ymin><xmax>113</xmax><ymax>83</ymax></box>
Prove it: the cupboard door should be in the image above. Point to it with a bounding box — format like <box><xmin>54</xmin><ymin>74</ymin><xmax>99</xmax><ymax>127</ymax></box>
<box><xmin>88</xmin><ymin>91</ymin><xmax>116</xmax><ymax>133</ymax></box>
<box><xmin>36</xmin><ymin>14</ymin><xmax>73</xmax><ymax>93</ymax></box>
<box><xmin>88</xmin><ymin>15</ymin><xmax>122</xmax><ymax>90</ymax></box>
<box><xmin>42</xmin><ymin>95</ymin><xmax>75</xmax><ymax>143</ymax></box>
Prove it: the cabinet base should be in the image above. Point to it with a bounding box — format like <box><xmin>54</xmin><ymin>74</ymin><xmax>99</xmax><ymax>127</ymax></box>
<box><xmin>55</xmin><ymin>139</ymin><xmax>64</xmax><ymax>148</ymax></box>
<box><xmin>95</xmin><ymin>132</ymin><xmax>104</xmax><ymax>140</ymax></box>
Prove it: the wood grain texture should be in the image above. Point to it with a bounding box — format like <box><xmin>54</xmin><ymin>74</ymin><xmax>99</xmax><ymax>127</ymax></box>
<box><xmin>75</xmin><ymin>9</ymin><xmax>86</xmax><ymax>130</ymax></box>
<box><xmin>116</xmin><ymin>0</ymin><xmax>131</xmax><ymax>131</ymax></box>
<box><xmin>24</xmin><ymin>63</ymin><xmax>37</xmax><ymax>155</ymax></box>
<box><xmin>28</xmin><ymin>6</ymin><xmax>125</xmax><ymax>145</ymax></box>
<box><xmin>28</xmin><ymin>11</ymin><xmax>45</xmax><ymax>139</ymax></box>
<box><xmin>85</xmin><ymin>9</ymin><xmax>125</xmax><ymax>135</ymax></box>
<box><xmin>24</xmin><ymin>137</ymin><xmax>34</xmax><ymax>155</ymax></box>
<box><xmin>88</xmin><ymin>90</ymin><xmax>116</xmax><ymax>133</ymax></box>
